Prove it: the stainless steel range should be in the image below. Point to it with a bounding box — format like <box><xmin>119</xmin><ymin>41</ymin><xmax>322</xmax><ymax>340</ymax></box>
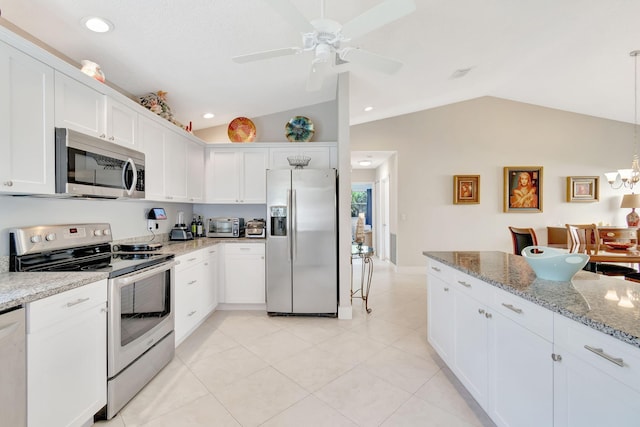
<box><xmin>10</xmin><ymin>223</ymin><xmax>177</xmax><ymax>420</ymax></box>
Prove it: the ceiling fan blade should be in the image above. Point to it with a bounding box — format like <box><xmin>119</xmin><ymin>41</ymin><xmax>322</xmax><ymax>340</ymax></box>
<box><xmin>339</xmin><ymin>48</ymin><xmax>403</xmax><ymax>74</ymax></box>
<box><xmin>306</xmin><ymin>61</ymin><xmax>329</xmax><ymax>91</ymax></box>
<box><xmin>341</xmin><ymin>0</ymin><xmax>416</xmax><ymax>40</ymax></box>
<box><xmin>232</xmin><ymin>47</ymin><xmax>300</xmax><ymax>64</ymax></box>
<box><xmin>264</xmin><ymin>0</ymin><xmax>315</xmax><ymax>34</ymax></box>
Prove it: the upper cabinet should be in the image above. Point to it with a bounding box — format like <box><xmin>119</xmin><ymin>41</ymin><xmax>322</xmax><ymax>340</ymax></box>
<box><xmin>205</xmin><ymin>147</ymin><xmax>267</xmax><ymax>203</ymax></box>
<box><xmin>269</xmin><ymin>144</ymin><xmax>337</xmax><ymax>170</ymax></box>
<box><xmin>186</xmin><ymin>140</ymin><xmax>204</xmax><ymax>203</ymax></box>
<box><xmin>54</xmin><ymin>72</ymin><xmax>139</xmax><ymax>149</ymax></box>
<box><xmin>0</xmin><ymin>41</ymin><xmax>55</xmax><ymax>195</ymax></box>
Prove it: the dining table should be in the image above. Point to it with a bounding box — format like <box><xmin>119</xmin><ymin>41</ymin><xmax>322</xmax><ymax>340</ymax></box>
<box><xmin>548</xmin><ymin>242</ymin><xmax>640</xmax><ymax>272</ymax></box>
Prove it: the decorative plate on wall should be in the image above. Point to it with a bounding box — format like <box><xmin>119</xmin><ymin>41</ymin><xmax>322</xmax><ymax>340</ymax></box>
<box><xmin>285</xmin><ymin>116</ymin><xmax>314</xmax><ymax>142</ymax></box>
<box><xmin>228</xmin><ymin>117</ymin><xmax>256</xmax><ymax>142</ymax></box>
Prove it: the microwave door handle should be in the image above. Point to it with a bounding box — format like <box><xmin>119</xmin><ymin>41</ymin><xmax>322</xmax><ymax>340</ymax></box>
<box><xmin>122</xmin><ymin>158</ymin><xmax>137</xmax><ymax>196</ymax></box>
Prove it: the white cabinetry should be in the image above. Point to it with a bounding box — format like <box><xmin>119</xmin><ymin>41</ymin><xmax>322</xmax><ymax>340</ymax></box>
<box><xmin>174</xmin><ymin>251</ymin><xmax>205</xmax><ymax>345</ymax></box>
<box><xmin>54</xmin><ymin>72</ymin><xmax>139</xmax><ymax>149</ymax></box>
<box><xmin>26</xmin><ymin>280</ymin><xmax>107</xmax><ymax>427</ymax></box>
<box><xmin>186</xmin><ymin>140</ymin><xmax>204</xmax><ymax>202</ymax></box>
<box><xmin>203</xmin><ymin>246</ymin><xmax>220</xmax><ymax>313</ymax></box>
<box><xmin>164</xmin><ymin>130</ymin><xmax>187</xmax><ymax>201</ymax></box>
<box><xmin>139</xmin><ymin>115</ymin><xmax>167</xmax><ymax>200</ymax></box>
<box><xmin>269</xmin><ymin>145</ymin><xmax>336</xmax><ymax>169</ymax></box>
<box><xmin>553</xmin><ymin>314</ymin><xmax>640</xmax><ymax>427</ymax></box>
<box><xmin>426</xmin><ymin>260</ymin><xmax>554</xmax><ymax>427</ymax></box>
<box><xmin>0</xmin><ymin>41</ymin><xmax>55</xmax><ymax>194</ymax></box>
<box><xmin>224</xmin><ymin>243</ymin><xmax>265</xmax><ymax>304</ymax></box>
<box><xmin>205</xmin><ymin>148</ymin><xmax>267</xmax><ymax>203</ymax></box>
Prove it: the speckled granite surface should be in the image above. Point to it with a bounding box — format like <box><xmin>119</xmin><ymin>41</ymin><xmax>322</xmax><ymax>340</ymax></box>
<box><xmin>0</xmin><ymin>237</ymin><xmax>263</xmax><ymax>310</ymax></box>
<box><xmin>423</xmin><ymin>251</ymin><xmax>640</xmax><ymax>349</ymax></box>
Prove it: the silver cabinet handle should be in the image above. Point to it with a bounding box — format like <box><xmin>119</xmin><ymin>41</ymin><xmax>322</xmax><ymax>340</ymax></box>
<box><xmin>188</xmin><ymin>310</ymin><xmax>197</xmax><ymax>317</ymax></box>
<box><xmin>551</xmin><ymin>353</ymin><xmax>562</xmax><ymax>362</ymax></box>
<box><xmin>501</xmin><ymin>303</ymin><xmax>523</xmax><ymax>314</ymax></box>
<box><xmin>431</xmin><ymin>266</ymin><xmax>441</xmax><ymax>272</ymax></box>
<box><xmin>188</xmin><ymin>257</ymin><xmax>197</xmax><ymax>262</ymax></box>
<box><xmin>485</xmin><ymin>312</ymin><xmax>492</xmax><ymax>319</ymax></box>
<box><xmin>584</xmin><ymin>345</ymin><xmax>624</xmax><ymax>367</ymax></box>
<box><xmin>457</xmin><ymin>280</ymin><xmax>471</xmax><ymax>288</ymax></box>
<box><xmin>66</xmin><ymin>297</ymin><xmax>90</xmax><ymax>307</ymax></box>
<box><xmin>3</xmin><ymin>181</ymin><xmax>13</xmax><ymax>187</ymax></box>
<box><xmin>443</xmin><ymin>287</ymin><xmax>449</xmax><ymax>292</ymax></box>
<box><xmin>478</xmin><ymin>308</ymin><xmax>485</xmax><ymax>315</ymax></box>
<box><xmin>187</xmin><ymin>280</ymin><xmax>197</xmax><ymax>285</ymax></box>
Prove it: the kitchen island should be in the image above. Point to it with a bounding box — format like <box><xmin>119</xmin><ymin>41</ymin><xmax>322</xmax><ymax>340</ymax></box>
<box><xmin>423</xmin><ymin>250</ymin><xmax>640</xmax><ymax>427</ymax></box>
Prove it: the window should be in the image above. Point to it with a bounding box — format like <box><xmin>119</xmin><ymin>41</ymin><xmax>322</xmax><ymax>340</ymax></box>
<box><xmin>351</xmin><ymin>190</ymin><xmax>368</xmax><ymax>218</ymax></box>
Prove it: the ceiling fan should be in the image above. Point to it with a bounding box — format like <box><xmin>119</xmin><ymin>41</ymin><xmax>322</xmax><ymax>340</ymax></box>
<box><xmin>232</xmin><ymin>0</ymin><xmax>416</xmax><ymax>91</ymax></box>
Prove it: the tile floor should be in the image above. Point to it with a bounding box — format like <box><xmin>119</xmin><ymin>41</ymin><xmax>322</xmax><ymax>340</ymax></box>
<box><xmin>95</xmin><ymin>259</ymin><xmax>495</xmax><ymax>427</ymax></box>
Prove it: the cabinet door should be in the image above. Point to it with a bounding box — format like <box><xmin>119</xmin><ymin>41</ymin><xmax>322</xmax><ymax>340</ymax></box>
<box><xmin>186</xmin><ymin>141</ymin><xmax>204</xmax><ymax>202</ymax></box>
<box><xmin>202</xmin><ymin>247</ymin><xmax>220</xmax><ymax>312</ymax></box>
<box><xmin>241</xmin><ymin>150</ymin><xmax>267</xmax><ymax>203</ymax></box>
<box><xmin>224</xmin><ymin>245</ymin><xmax>265</xmax><ymax>303</ymax></box>
<box><xmin>488</xmin><ymin>311</ymin><xmax>553</xmax><ymax>427</ymax></box>
<box><xmin>54</xmin><ymin>71</ymin><xmax>105</xmax><ymax>137</ymax></box>
<box><xmin>139</xmin><ymin>116</ymin><xmax>166</xmax><ymax>200</ymax></box>
<box><xmin>427</xmin><ymin>274</ymin><xmax>454</xmax><ymax>363</ymax></box>
<box><xmin>269</xmin><ymin>146</ymin><xmax>332</xmax><ymax>169</ymax></box>
<box><xmin>453</xmin><ymin>289</ymin><xmax>489</xmax><ymax>408</ymax></box>
<box><xmin>27</xmin><ymin>281</ymin><xmax>107</xmax><ymax>427</ymax></box>
<box><xmin>206</xmin><ymin>149</ymin><xmax>240</xmax><ymax>203</ymax></box>
<box><xmin>105</xmin><ymin>97</ymin><xmax>138</xmax><ymax>149</ymax></box>
<box><xmin>174</xmin><ymin>261</ymin><xmax>205</xmax><ymax>345</ymax></box>
<box><xmin>164</xmin><ymin>131</ymin><xmax>187</xmax><ymax>201</ymax></box>
<box><xmin>0</xmin><ymin>41</ymin><xmax>55</xmax><ymax>194</ymax></box>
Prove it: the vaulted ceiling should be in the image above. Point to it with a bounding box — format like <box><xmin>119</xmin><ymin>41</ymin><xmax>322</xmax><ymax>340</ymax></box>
<box><xmin>2</xmin><ymin>0</ymin><xmax>639</xmax><ymax>131</ymax></box>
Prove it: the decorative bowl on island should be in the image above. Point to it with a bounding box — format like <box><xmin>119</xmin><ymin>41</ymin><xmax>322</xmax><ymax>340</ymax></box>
<box><xmin>521</xmin><ymin>246</ymin><xmax>589</xmax><ymax>281</ymax></box>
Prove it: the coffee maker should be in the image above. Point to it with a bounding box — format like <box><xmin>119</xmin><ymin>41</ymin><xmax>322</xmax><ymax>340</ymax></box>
<box><xmin>170</xmin><ymin>211</ymin><xmax>193</xmax><ymax>241</ymax></box>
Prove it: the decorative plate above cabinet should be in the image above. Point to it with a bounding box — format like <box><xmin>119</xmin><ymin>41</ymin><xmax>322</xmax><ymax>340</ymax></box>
<box><xmin>228</xmin><ymin>117</ymin><xmax>256</xmax><ymax>142</ymax></box>
<box><xmin>285</xmin><ymin>116</ymin><xmax>314</xmax><ymax>142</ymax></box>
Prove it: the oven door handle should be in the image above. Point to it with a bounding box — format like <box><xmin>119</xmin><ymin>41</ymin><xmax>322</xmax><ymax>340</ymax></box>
<box><xmin>115</xmin><ymin>260</ymin><xmax>179</xmax><ymax>286</ymax></box>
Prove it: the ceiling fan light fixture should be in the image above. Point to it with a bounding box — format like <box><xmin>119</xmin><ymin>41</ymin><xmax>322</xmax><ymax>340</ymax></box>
<box><xmin>315</xmin><ymin>43</ymin><xmax>331</xmax><ymax>63</ymax></box>
<box><xmin>81</xmin><ymin>16</ymin><xmax>113</xmax><ymax>33</ymax></box>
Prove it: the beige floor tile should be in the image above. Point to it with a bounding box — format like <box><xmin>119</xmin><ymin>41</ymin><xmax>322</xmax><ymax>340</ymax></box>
<box><xmin>347</xmin><ymin>317</ymin><xmax>415</xmax><ymax>345</ymax></box>
<box><xmin>140</xmin><ymin>394</ymin><xmax>240</xmax><ymax>427</ymax></box>
<box><xmin>314</xmin><ymin>366</ymin><xmax>411</xmax><ymax>426</ymax></box>
<box><xmin>189</xmin><ymin>345</ymin><xmax>268</xmax><ymax>392</ymax></box>
<box><xmin>213</xmin><ymin>366</ymin><xmax>308</xmax><ymax>427</ymax></box>
<box><xmin>215</xmin><ymin>315</ymin><xmax>283</xmax><ymax>345</ymax></box>
<box><xmin>273</xmin><ymin>346</ymin><xmax>357</xmax><ymax>392</ymax></box>
<box><xmin>360</xmin><ymin>345</ymin><xmax>441</xmax><ymax>393</ymax></box>
<box><xmin>118</xmin><ymin>358</ymin><xmax>209</xmax><ymax>426</ymax></box>
<box><xmin>380</xmin><ymin>396</ymin><xmax>479</xmax><ymax>427</ymax></box>
<box><xmin>176</xmin><ymin>328</ymin><xmax>240</xmax><ymax>366</ymax></box>
<box><xmin>315</xmin><ymin>329</ymin><xmax>388</xmax><ymax>364</ymax></box>
<box><xmin>261</xmin><ymin>395</ymin><xmax>358</xmax><ymax>427</ymax></box>
<box><xmin>244</xmin><ymin>328</ymin><xmax>314</xmax><ymax>365</ymax></box>
<box><xmin>278</xmin><ymin>316</ymin><xmax>345</xmax><ymax>344</ymax></box>
<box><xmin>415</xmin><ymin>368</ymin><xmax>496</xmax><ymax>427</ymax></box>
<box><xmin>391</xmin><ymin>330</ymin><xmax>447</xmax><ymax>366</ymax></box>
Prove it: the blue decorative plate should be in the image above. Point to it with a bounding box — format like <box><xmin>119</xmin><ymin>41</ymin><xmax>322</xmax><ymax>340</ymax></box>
<box><xmin>285</xmin><ymin>116</ymin><xmax>314</xmax><ymax>142</ymax></box>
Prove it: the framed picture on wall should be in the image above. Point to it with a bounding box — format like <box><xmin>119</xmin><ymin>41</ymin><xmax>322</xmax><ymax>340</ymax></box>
<box><xmin>503</xmin><ymin>167</ymin><xmax>543</xmax><ymax>212</ymax></box>
<box><xmin>453</xmin><ymin>175</ymin><xmax>480</xmax><ymax>204</ymax></box>
<box><xmin>566</xmin><ymin>176</ymin><xmax>599</xmax><ymax>202</ymax></box>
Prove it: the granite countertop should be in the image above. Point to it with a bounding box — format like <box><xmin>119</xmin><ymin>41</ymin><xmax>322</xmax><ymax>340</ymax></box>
<box><xmin>0</xmin><ymin>237</ymin><xmax>264</xmax><ymax>311</ymax></box>
<box><xmin>423</xmin><ymin>251</ymin><xmax>640</xmax><ymax>349</ymax></box>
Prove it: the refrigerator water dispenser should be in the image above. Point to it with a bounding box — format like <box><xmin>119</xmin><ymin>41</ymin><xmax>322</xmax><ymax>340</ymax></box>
<box><xmin>270</xmin><ymin>206</ymin><xmax>287</xmax><ymax>236</ymax></box>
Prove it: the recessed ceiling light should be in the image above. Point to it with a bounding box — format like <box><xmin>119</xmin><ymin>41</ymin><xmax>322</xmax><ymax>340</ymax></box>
<box><xmin>358</xmin><ymin>160</ymin><xmax>372</xmax><ymax>166</ymax></box>
<box><xmin>364</xmin><ymin>106</ymin><xmax>374</xmax><ymax>112</ymax></box>
<box><xmin>82</xmin><ymin>16</ymin><xmax>114</xmax><ymax>33</ymax></box>
<box><xmin>202</xmin><ymin>113</ymin><xmax>215</xmax><ymax>119</ymax></box>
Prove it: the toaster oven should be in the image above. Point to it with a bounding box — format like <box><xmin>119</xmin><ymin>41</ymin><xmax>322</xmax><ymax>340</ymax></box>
<box><xmin>205</xmin><ymin>217</ymin><xmax>245</xmax><ymax>238</ymax></box>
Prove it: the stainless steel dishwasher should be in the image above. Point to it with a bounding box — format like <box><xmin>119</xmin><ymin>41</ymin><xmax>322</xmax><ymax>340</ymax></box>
<box><xmin>0</xmin><ymin>306</ymin><xmax>26</xmax><ymax>426</ymax></box>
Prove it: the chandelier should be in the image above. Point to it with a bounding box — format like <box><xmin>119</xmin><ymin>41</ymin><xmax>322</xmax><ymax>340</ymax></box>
<box><xmin>605</xmin><ymin>50</ymin><xmax>640</xmax><ymax>189</ymax></box>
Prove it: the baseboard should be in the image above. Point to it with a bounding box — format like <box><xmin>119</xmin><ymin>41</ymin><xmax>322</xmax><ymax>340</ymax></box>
<box><xmin>338</xmin><ymin>305</ymin><xmax>353</xmax><ymax>319</ymax></box>
<box><xmin>216</xmin><ymin>303</ymin><xmax>267</xmax><ymax>311</ymax></box>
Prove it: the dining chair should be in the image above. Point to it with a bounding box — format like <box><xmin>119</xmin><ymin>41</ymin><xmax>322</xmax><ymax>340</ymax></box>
<box><xmin>508</xmin><ymin>226</ymin><xmax>538</xmax><ymax>255</ymax></box>
<box><xmin>565</xmin><ymin>224</ymin><xmax>636</xmax><ymax>276</ymax></box>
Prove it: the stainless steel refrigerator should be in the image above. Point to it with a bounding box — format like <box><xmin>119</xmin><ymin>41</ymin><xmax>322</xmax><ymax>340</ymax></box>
<box><xmin>266</xmin><ymin>168</ymin><xmax>338</xmax><ymax>315</ymax></box>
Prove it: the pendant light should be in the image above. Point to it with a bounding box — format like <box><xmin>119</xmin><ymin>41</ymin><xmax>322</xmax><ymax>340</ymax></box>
<box><xmin>605</xmin><ymin>50</ymin><xmax>640</xmax><ymax>189</ymax></box>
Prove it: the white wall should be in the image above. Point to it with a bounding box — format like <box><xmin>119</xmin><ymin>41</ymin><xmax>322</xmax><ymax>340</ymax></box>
<box><xmin>0</xmin><ymin>196</ymin><xmax>193</xmax><ymax>256</ymax></box>
<box><xmin>351</xmin><ymin>96</ymin><xmax>634</xmax><ymax>268</ymax></box>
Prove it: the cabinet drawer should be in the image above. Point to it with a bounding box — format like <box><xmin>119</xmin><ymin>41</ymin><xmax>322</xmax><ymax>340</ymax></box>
<box><xmin>225</xmin><ymin>243</ymin><xmax>265</xmax><ymax>255</ymax></box>
<box><xmin>175</xmin><ymin>251</ymin><xmax>204</xmax><ymax>271</ymax></box>
<box><xmin>27</xmin><ymin>279</ymin><xmax>107</xmax><ymax>333</ymax></box>
<box><xmin>554</xmin><ymin>314</ymin><xmax>640</xmax><ymax>393</ymax></box>
<box><xmin>492</xmin><ymin>288</ymin><xmax>553</xmax><ymax>341</ymax></box>
<box><xmin>453</xmin><ymin>271</ymin><xmax>491</xmax><ymax>305</ymax></box>
<box><xmin>426</xmin><ymin>259</ymin><xmax>453</xmax><ymax>283</ymax></box>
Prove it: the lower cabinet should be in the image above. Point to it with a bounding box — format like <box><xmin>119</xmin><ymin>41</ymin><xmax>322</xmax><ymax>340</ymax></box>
<box><xmin>202</xmin><ymin>246</ymin><xmax>220</xmax><ymax>313</ymax></box>
<box><xmin>224</xmin><ymin>243</ymin><xmax>265</xmax><ymax>304</ymax></box>
<box><xmin>26</xmin><ymin>279</ymin><xmax>107</xmax><ymax>427</ymax></box>
<box><xmin>553</xmin><ymin>314</ymin><xmax>640</xmax><ymax>427</ymax></box>
<box><xmin>426</xmin><ymin>270</ymin><xmax>454</xmax><ymax>361</ymax></box>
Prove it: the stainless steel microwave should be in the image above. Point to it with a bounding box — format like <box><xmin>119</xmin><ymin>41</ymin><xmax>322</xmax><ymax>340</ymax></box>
<box><xmin>206</xmin><ymin>217</ymin><xmax>245</xmax><ymax>238</ymax></box>
<box><xmin>55</xmin><ymin>128</ymin><xmax>145</xmax><ymax>199</ymax></box>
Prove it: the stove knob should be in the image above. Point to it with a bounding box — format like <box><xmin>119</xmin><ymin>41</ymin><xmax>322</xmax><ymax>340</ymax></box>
<box><xmin>94</xmin><ymin>229</ymin><xmax>103</xmax><ymax>237</ymax></box>
<box><xmin>45</xmin><ymin>233</ymin><xmax>56</xmax><ymax>241</ymax></box>
<box><xmin>103</xmin><ymin>229</ymin><xmax>111</xmax><ymax>236</ymax></box>
<box><xmin>30</xmin><ymin>235</ymin><xmax>42</xmax><ymax>244</ymax></box>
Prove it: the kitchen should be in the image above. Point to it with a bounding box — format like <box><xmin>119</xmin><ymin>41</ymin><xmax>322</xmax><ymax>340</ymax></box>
<box><xmin>3</xmin><ymin>2</ymin><xmax>640</xmax><ymax>427</ymax></box>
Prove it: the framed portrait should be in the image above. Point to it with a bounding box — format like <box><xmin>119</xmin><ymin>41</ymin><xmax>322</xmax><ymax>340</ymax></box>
<box><xmin>567</xmin><ymin>176</ymin><xmax>599</xmax><ymax>202</ymax></box>
<box><xmin>453</xmin><ymin>175</ymin><xmax>480</xmax><ymax>204</ymax></box>
<box><xmin>503</xmin><ymin>167</ymin><xmax>543</xmax><ymax>213</ymax></box>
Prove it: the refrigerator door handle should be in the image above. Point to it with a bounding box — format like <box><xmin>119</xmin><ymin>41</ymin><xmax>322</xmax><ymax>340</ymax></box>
<box><xmin>287</xmin><ymin>189</ymin><xmax>292</xmax><ymax>261</ymax></box>
<box><xmin>291</xmin><ymin>189</ymin><xmax>297</xmax><ymax>262</ymax></box>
